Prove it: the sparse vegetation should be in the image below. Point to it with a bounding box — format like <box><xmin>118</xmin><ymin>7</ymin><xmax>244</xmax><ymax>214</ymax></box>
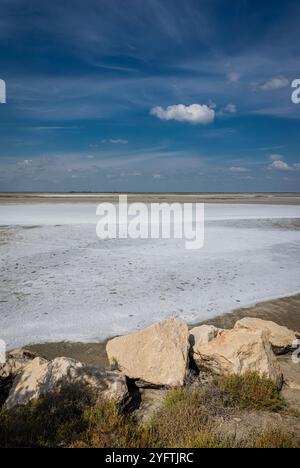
<box><xmin>251</xmin><ymin>424</ymin><xmax>298</xmax><ymax>449</ymax></box>
<box><xmin>0</xmin><ymin>372</ymin><xmax>298</xmax><ymax>448</ymax></box>
<box><xmin>0</xmin><ymin>384</ymin><xmax>94</xmax><ymax>448</ymax></box>
<box><xmin>208</xmin><ymin>372</ymin><xmax>285</xmax><ymax>412</ymax></box>
<box><xmin>186</xmin><ymin>431</ymin><xmax>229</xmax><ymax>449</ymax></box>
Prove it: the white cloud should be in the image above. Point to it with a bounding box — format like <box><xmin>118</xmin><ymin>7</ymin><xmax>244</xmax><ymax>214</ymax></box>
<box><xmin>269</xmin><ymin>160</ymin><xmax>292</xmax><ymax>171</ymax></box>
<box><xmin>268</xmin><ymin>155</ymin><xmax>300</xmax><ymax>171</ymax></box>
<box><xmin>261</xmin><ymin>77</ymin><xmax>289</xmax><ymax>91</ymax></box>
<box><xmin>225</xmin><ymin>104</ymin><xmax>237</xmax><ymax>114</ymax></box>
<box><xmin>152</xmin><ymin>173</ymin><xmax>164</xmax><ymax>179</ymax></box>
<box><xmin>102</xmin><ymin>138</ymin><xmax>128</xmax><ymax>144</ymax></box>
<box><xmin>18</xmin><ymin>159</ymin><xmax>33</xmax><ymax>167</ymax></box>
<box><xmin>217</xmin><ymin>103</ymin><xmax>237</xmax><ymax>116</ymax></box>
<box><xmin>150</xmin><ymin>104</ymin><xmax>215</xmax><ymax>125</ymax></box>
<box><xmin>230</xmin><ymin>166</ymin><xmax>248</xmax><ymax>173</ymax></box>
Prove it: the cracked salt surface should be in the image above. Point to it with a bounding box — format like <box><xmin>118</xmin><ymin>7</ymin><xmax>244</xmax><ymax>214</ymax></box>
<box><xmin>1</xmin><ymin>203</ymin><xmax>300</xmax><ymax>348</ymax></box>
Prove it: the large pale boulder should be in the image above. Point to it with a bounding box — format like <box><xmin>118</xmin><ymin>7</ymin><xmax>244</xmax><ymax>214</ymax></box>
<box><xmin>193</xmin><ymin>328</ymin><xmax>283</xmax><ymax>387</ymax></box>
<box><xmin>189</xmin><ymin>325</ymin><xmax>222</xmax><ymax>349</ymax></box>
<box><xmin>234</xmin><ymin>317</ymin><xmax>298</xmax><ymax>354</ymax></box>
<box><xmin>5</xmin><ymin>357</ymin><xmax>128</xmax><ymax>410</ymax></box>
<box><xmin>106</xmin><ymin>319</ymin><xmax>189</xmax><ymax>387</ymax></box>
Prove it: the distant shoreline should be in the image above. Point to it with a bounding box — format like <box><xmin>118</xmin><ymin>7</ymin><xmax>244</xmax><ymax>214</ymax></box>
<box><xmin>1</xmin><ymin>192</ymin><xmax>300</xmax><ymax>205</ymax></box>
<box><xmin>26</xmin><ymin>293</ymin><xmax>300</xmax><ymax>368</ymax></box>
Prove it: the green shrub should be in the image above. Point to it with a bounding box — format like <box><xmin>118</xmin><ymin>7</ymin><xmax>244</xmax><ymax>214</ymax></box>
<box><xmin>79</xmin><ymin>399</ymin><xmax>142</xmax><ymax>448</ymax></box>
<box><xmin>218</xmin><ymin>372</ymin><xmax>285</xmax><ymax>411</ymax></box>
<box><xmin>152</xmin><ymin>387</ymin><xmax>210</xmax><ymax>447</ymax></box>
<box><xmin>203</xmin><ymin>372</ymin><xmax>285</xmax><ymax>413</ymax></box>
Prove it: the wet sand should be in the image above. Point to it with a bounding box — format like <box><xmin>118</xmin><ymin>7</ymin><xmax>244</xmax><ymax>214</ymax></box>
<box><xmin>27</xmin><ymin>293</ymin><xmax>300</xmax><ymax>368</ymax></box>
<box><xmin>199</xmin><ymin>293</ymin><xmax>300</xmax><ymax>331</ymax></box>
<box><xmin>1</xmin><ymin>192</ymin><xmax>300</xmax><ymax>205</ymax></box>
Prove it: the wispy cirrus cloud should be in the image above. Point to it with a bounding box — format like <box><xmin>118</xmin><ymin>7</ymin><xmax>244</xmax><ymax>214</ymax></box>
<box><xmin>102</xmin><ymin>138</ymin><xmax>128</xmax><ymax>145</ymax></box>
<box><xmin>230</xmin><ymin>166</ymin><xmax>248</xmax><ymax>173</ymax></box>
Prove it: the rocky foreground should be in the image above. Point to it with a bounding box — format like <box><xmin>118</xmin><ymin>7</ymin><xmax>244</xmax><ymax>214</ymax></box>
<box><xmin>1</xmin><ymin>317</ymin><xmax>299</xmax><ymax>412</ymax></box>
<box><xmin>1</xmin><ymin>317</ymin><xmax>300</xmax><ymax>448</ymax></box>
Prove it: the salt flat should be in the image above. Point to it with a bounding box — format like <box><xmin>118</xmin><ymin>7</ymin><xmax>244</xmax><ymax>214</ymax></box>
<box><xmin>1</xmin><ymin>203</ymin><xmax>300</xmax><ymax>348</ymax></box>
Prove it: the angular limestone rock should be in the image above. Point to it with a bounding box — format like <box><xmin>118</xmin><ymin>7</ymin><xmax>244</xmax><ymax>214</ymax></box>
<box><xmin>193</xmin><ymin>328</ymin><xmax>283</xmax><ymax>387</ymax></box>
<box><xmin>106</xmin><ymin>319</ymin><xmax>189</xmax><ymax>386</ymax></box>
<box><xmin>189</xmin><ymin>324</ymin><xmax>222</xmax><ymax>349</ymax></box>
<box><xmin>234</xmin><ymin>317</ymin><xmax>298</xmax><ymax>354</ymax></box>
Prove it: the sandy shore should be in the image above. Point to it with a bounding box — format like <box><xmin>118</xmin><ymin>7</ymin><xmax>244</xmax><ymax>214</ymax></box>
<box><xmin>1</xmin><ymin>192</ymin><xmax>300</xmax><ymax>205</ymax></box>
<box><xmin>27</xmin><ymin>293</ymin><xmax>300</xmax><ymax>368</ymax></box>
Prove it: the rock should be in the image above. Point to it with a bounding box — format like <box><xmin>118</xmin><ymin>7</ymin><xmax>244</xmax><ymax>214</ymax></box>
<box><xmin>234</xmin><ymin>317</ymin><xmax>298</xmax><ymax>354</ymax></box>
<box><xmin>0</xmin><ymin>358</ymin><xmax>28</xmax><ymax>380</ymax></box>
<box><xmin>189</xmin><ymin>324</ymin><xmax>222</xmax><ymax>349</ymax></box>
<box><xmin>0</xmin><ymin>348</ymin><xmax>43</xmax><ymax>407</ymax></box>
<box><xmin>134</xmin><ymin>388</ymin><xmax>169</xmax><ymax>423</ymax></box>
<box><xmin>217</xmin><ymin>410</ymin><xmax>300</xmax><ymax>446</ymax></box>
<box><xmin>193</xmin><ymin>328</ymin><xmax>283</xmax><ymax>387</ymax></box>
<box><xmin>5</xmin><ymin>357</ymin><xmax>128</xmax><ymax>410</ymax></box>
<box><xmin>106</xmin><ymin>319</ymin><xmax>189</xmax><ymax>387</ymax></box>
<box><xmin>8</xmin><ymin>347</ymin><xmax>42</xmax><ymax>361</ymax></box>
<box><xmin>278</xmin><ymin>355</ymin><xmax>300</xmax><ymax>389</ymax></box>
<box><xmin>0</xmin><ymin>347</ymin><xmax>44</xmax><ymax>380</ymax></box>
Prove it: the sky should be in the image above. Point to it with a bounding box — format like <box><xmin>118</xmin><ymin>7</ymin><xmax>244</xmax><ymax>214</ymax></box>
<box><xmin>0</xmin><ymin>0</ymin><xmax>299</xmax><ymax>192</ymax></box>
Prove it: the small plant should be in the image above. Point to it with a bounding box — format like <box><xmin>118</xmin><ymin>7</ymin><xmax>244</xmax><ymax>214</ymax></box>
<box><xmin>214</xmin><ymin>372</ymin><xmax>285</xmax><ymax>412</ymax></box>
<box><xmin>164</xmin><ymin>387</ymin><xmax>202</xmax><ymax>411</ymax></box>
<box><xmin>79</xmin><ymin>399</ymin><xmax>139</xmax><ymax>448</ymax></box>
<box><xmin>146</xmin><ymin>387</ymin><xmax>210</xmax><ymax>448</ymax></box>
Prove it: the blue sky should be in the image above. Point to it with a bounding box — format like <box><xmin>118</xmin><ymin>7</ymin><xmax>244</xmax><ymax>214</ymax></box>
<box><xmin>0</xmin><ymin>0</ymin><xmax>299</xmax><ymax>192</ymax></box>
